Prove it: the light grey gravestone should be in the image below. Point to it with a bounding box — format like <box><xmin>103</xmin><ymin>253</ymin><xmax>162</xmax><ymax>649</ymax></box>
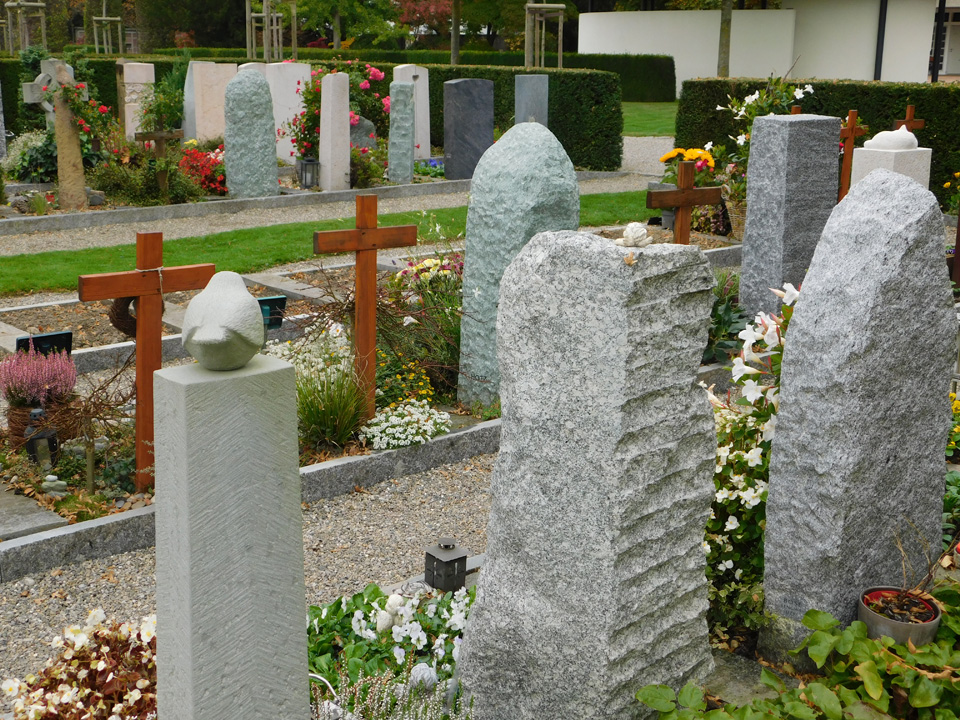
<box><xmin>458</xmin><ymin>230</ymin><xmax>717</xmax><ymax>720</ymax></box>
<box><xmin>393</xmin><ymin>64</ymin><xmax>430</xmax><ymax>159</ymax></box>
<box><xmin>155</xmin><ymin>349</ymin><xmax>308</xmax><ymax>719</ymax></box>
<box><xmin>514</xmin><ymin>74</ymin><xmax>548</xmax><ymax>126</ymax></box>
<box><xmin>319</xmin><ymin>71</ymin><xmax>350</xmax><ymax>191</ymax></box>
<box><xmin>457</xmin><ymin>122</ymin><xmax>579</xmax><ymax>407</ymax></box>
<box><xmin>759</xmin><ymin>169</ymin><xmax>956</xmax><ymax>662</ymax></box>
<box><xmin>388</xmin><ymin>81</ymin><xmax>415</xmax><ymax>185</ymax></box>
<box><xmin>740</xmin><ymin>114</ymin><xmax>840</xmax><ymax>316</ymax></box>
<box><xmin>350</xmin><ymin>115</ymin><xmax>378</xmax><ymax>150</ymax></box>
<box><xmin>443</xmin><ymin>78</ymin><xmax>494</xmax><ymax>180</ymax></box>
<box><xmin>224</xmin><ymin>69</ymin><xmax>279</xmax><ymax>199</ymax></box>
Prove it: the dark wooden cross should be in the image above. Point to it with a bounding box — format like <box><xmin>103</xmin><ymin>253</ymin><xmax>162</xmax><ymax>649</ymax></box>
<box><xmin>78</xmin><ymin>232</ymin><xmax>215</xmax><ymax>491</ymax></box>
<box><xmin>895</xmin><ymin>105</ymin><xmax>925</xmax><ymax>132</ymax></box>
<box><xmin>313</xmin><ymin>195</ymin><xmax>418</xmax><ymax>419</ymax></box>
<box><xmin>646</xmin><ymin>160</ymin><xmax>722</xmax><ymax>245</ymax></box>
<box><xmin>839</xmin><ymin>110</ymin><xmax>868</xmax><ymax>202</ymax></box>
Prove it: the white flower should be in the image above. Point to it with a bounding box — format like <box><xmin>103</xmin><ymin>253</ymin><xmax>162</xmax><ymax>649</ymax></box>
<box><xmin>793</xmin><ymin>87</ymin><xmax>804</xmax><ymax>100</ymax></box>
<box><xmin>447</xmin><ymin>610</ymin><xmax>467</xmax><ymax>632</ymax></box>
<box><xmin>402</xmin><ymin>316</ymin><xmax>418</xmax><ymax>326</ymax></box>
<box><xmin>762</xmin><ymin>323</ymin><xmax>781</xmax><ymax>348</ymax></box>
<box><xmin>96</xmin><ymin>660</ymin><xmax>107</xmax><ymax>672</ymax></box>
<box><xmin>745</xmin><ymin>447</ymin><xmax>764</xmax><ymax>467</ymax></box>
<box><xmin>125</xmin><ymin>688</ymin><xmax>142</xmax><ymax>705</ymax></box>
<box><xmin>761</xmin><ymin>416</ymin><xmax>777</xmax><ymax>442</ymax></box>
<box><xmin>393</xmin><ymin>646</ymin><xmax>405</xmax><ymax>664</ymax></box>
<box><xmin>719</xmin><ymin>559</ymin><xmax>734</xmax><ymax>571</ymax></box>
<box><xmin>738</xmin><ymin>325</ymin><xmax>763</xmax><ymax>345</ymax></box>
<box><xmin>739</xmin><ymin>487</ymin><xmax>763</xmax><ymax>509</ymax></box>
<box><xmin>716</xmin><ymin>104</ymin><xmax>727</xmax><ymax>111</ymax></box>
<box><xmin>742</xmin><ymin>379</ymin><xmax>765</xmax><ymax>404</ymax></box>
<box><xmin>803</xmin><ymin>84</ymin><xmax>814</xmax><ymax>95</ymax></box>
<box><xmin>139</xmin><ymin>615</ymin><xmax>156</xmax><ymax>644</ymax></box>
<box><xmin>735</xmin><ymin>568</ymin><xmax>743</xmax><ymax>580</ymax></box>
<box><xmin>392</xmin><ymin>624</ymin><xmax>408</xmax><ymax>643</ymax></box>
<box><xmin>782</xmin><ymin>283</ymin><xmax>799</xmax><ymax>306</ymax></box>
<box><xmin>452</xmin><ymin>637</ymin><xmax>462</xmax><ymax>662</ymax></box>
<box><xmin>50</xmin><ymin>636</ymin><xmax>64</xmax><ymax>649</ymax></box>
<box><xmin>715</xmin><ymin>487</ymin><xmax>731</xmax><ymax>503</ymax></box>
<box><xmin>375</xmin><ymin>610</ymin><xmax>393</xmax><ymax>633</ymax></box>
<box><xmin>64</xmin><ymin>626</ymin><xmax>88</xmax><ymax>650</ymax></box>
<box><xmin>736</xmin><ymin>134</ymin><xmax>747</xmax><ymax>146</ymax></box>
<box><xmin>743</xmin><ymin>91</ymin><xmax>760</xmax><ymax>104</ymax></box>
<box><xmin>85</xmin><ymin>608</ymin><xmax>106</xmax><ymax>629</ymax></box>
<box><xmin>701</xmin><ymin>541</ymin><xmax>711</xmax><ymax>555</ymax></box>
<box><xmin>407</xmin><ymin>621</ymin><xmax>428</xmax><ymax>650</ymax></box>
<box><xmin>731</xmin><ymin>357</ymin><xmax>762</xmax><ymax>381</ymax></box>
<box><xmin>724</xmin><ymin>515</ymin><xmax>740</xmax><ymax>532</ymax></box>
<box><xmin>2</xmin><ymin>678</ymin><xmax>20</xmax><ymax>697</ymax></box>
<box><xmin>351</xmin><ymin>610</ymin><xmax>366</xmax><ymax>636</ymax></box>
<box><xmin>704</xmin><ymin>141</ymin><xmax>713</xmax><ymax>152</ymax></box>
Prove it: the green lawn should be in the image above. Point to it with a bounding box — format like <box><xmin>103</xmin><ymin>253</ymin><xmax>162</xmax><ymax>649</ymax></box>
<box><xmin>622</xmin><ymin>102</ymin><xmax>678</xmax><ymax>137</ymax></box>
<box><xmin>0</xmin><ymin>191</ymin><xmax>656</xmax><ymax>296</ymax></box>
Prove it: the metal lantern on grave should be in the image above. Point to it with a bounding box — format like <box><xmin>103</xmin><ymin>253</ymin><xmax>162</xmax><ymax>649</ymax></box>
<box><xmin>424</xmin><ymin>537</ymin><xmax>468</xmax><ymax>592</ymax></box>
<box><xmin>24</xmin><ymin>408</ymin><xmax>59</xmax><ymax>470</ymax></box>
<box><xmin>299</xmin><ymin>157</ymin><xmax>319</xmax><ymax>189</ymax></box>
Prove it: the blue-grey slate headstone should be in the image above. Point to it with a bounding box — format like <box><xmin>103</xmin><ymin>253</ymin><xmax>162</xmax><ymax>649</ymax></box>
<box><xmin>350</xmin><ymin>115</ymin><xmax>377</xmax><ymax>150</ymax></box>
<box><xmin>514</xmin><ymin>74</ymin><xmax>548</xmax><ymax>126</ymax></box>
<box><xmin>388</xmin><ymin>81</ymin><xmax>415</xmax><ymax>185</ymax></box>
<box><xmin>224</xmin><ymin>69</ymin><xmax>279</xmax><ymax>198</ymax></box>
<box><xmin>443</xmin><ymin>79</ymin><xmax>494</xmax><ymax>180</ymax></box>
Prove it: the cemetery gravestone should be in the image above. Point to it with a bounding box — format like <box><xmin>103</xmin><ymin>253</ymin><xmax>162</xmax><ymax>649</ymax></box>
<box><xmin>224</xmin><ymin>69</ymin><xmax>279</xmax><ymax>198</ymax></box>
<box><xmin>459</xmin><ymin>230</ymin><xmax>717</xmax><ymax>720</ymax></box>
<box><xmin>22</xmin><ymin>58</ymin><xmax>79</xmax><ymax>131</ymax></box>
<box><xmin>760</xmin><ymin>169</ymin><xmax>956</xmax><ymax>660</ymax></box>
<box><xmin>443</xmin><ymin>79</ymin><xmax>494</xmax><ymax>181</ymax></box>
<box><xmin>266</xmin><ymin>62</ymin><xmax>311</xmax><ymax>160</ymax></box>
<box><xmin>52</xmin><ymin>62</ymin><xmax>87</xmax><ymax>211</ymax></box>
<box><xmin>388</xmin><ymin>81</ymin><xmax>415</xmax><ymax>185</ymax></box>
<box><xmin>183</xmin><ymin>61</ymin><xmax>238</xmax><ymax>143</ymax></box>
<box><xmin>393</xmin><ymin>64</ymin><xmax>430</xmax><ymax>159</ymax></box>
<box><xmin>319</xmin><ymin>71</ymin><xmax>350</xmax><ymax>191</ymax></box>
<box><xmin>458</xmin><ymin>122</ymin><xmax>579</xmax><ymax>407</ymax></box>
<box><xmin>350</xmin><ymin>115</ymin><xmax>377</xmax><ymax>150</ymax></box>
<box><xmin>514</xmin><ymin>74</ymin><xmax>548</xmax><ymax>126</ymax></box>
<box><xmin>851</xmin><ymin>126</ymin><xmax>931</xmax><ymax>189</ymax></box>
<box><xmin>118</xmin><ymin>62</ymin><xmax>155</xmax><ymax>140</ymax></box>
<box><xmin>740</xmin><ymin>114</ymin><xmax>840</xmax><ymax>316</ymax></box>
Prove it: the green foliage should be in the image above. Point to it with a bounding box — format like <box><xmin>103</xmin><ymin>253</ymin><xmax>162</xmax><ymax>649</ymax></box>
<box><xmin>139</xmin><ymin>51</ymin><xmax>190</xmax><ymax>131</ymax></box>
<box><xmin>944</xmin><ymin>469</ymin><xmax>960</xmax><ymax>551</ymax></box>
<box><xmin>87</xmin><ymin>150</ymin><xmax>204</xmax><ymax>205</ymax></box>
<box><xmin>296</xmin><ymin>369</ymin><xmax>367</xmax><ymax>448</ymax></box>
<box><xmin>135</xmin><ymin>0</ymin><xmax>246</xmax><ymax>51</ymax></box>
<box><xmin>13</xmin><ymin>129</ymin><xmax>104</xmax><ymax>183</ymax></box>
<box><xmin>703</xmin><ymin>279</ymin><xmax>747</xmax><ymax>365</ymax></box>
<box><xmin>374</xmin><ymin>349</ymin><xmax>437</xmax><ymax>409</ymax></box>
<box><xmin>100</xmin><ymin>455</ymin><xmax>136</xmax><ymax>495</ymax></box>
<box><xmin>297</xmin><ymin>0</ymin><xmax>406</xmax><ymax>48</ymax></box>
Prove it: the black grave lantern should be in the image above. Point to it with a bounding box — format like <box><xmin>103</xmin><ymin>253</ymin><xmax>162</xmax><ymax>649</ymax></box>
<box><xmin>424</xmin><ymin>537</ymin><xmax>468</xmax><ymax>592</ymax></box>
<box><xmin>24</xmin><ymin>408</ymin><xmax>59</xmax><ymax>470</ymax></box>
<box><xmin>258</xmin><ymin>295</ymin><xmax>287</xmax><ymax>332</ymax></box>
<box><xmin>300</xmin><ymin>157</ymin><xmax>320</xmax><ymax>189</ymax></box>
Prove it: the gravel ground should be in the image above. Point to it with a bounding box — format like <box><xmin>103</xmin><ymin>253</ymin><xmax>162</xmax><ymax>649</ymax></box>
<box><xmin>0</xmin><ymin>453</ymin><xmax>494</xmax><ymax>705</ymax></box>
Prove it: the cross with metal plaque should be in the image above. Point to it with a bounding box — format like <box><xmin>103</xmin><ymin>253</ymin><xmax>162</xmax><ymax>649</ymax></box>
<box><xmin>78</xmin><ymin>232</ymin><xmax>215</xmax><ymax>491</ymax></box>
<box><xmin>313</xmin><ymin>195</ymin><xmax>418</xmax><ymax>419</ymax></box>
<box><xmin>646</xmin><ymin>160</ymin><xmax>722</xmax><ymax>245</ymax></box>
<box><xmin>895</xmin><ymin>105</ymin><xmax>925</xmax><ymax>132</ymax></box>
<box><xmin>839</xmin><ymin>109</ymin><xmax>868</xmax><ymax>201</ymax></box>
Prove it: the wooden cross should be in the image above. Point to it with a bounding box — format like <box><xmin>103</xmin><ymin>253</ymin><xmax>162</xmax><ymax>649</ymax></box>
<box><xmin>895</xmin><ymin>105</ymin><xmax>925</xmax><ymax>132</ymax></box>
<box><xmin>78</xmin><ymin>232</ymin><xmax>215</xmax><ymax>491</ymax></box>
<box><xmin>839</xmin><ymin>110</ymin><xmax>868</xmax><ymax>202</ymax></box>
<box><xmin>791</xmin><ymin>105</ymin><xmax>802</xmax><ymax>115</ymax></box>
<box><xmin>313</xmin><ymin>195</ymin><xmax>418</xmax><ymax>419</ymax></box>
<box><xmin>646</xmin><ymin>160</ymin><xmax>722</xmax><ymax>245</ymax></box>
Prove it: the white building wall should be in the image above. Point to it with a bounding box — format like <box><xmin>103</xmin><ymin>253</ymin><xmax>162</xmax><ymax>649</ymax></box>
<box><xmin>781</xmin><ymin>0</ymin><xmax>879</xmax><ymax>80</ymax></box>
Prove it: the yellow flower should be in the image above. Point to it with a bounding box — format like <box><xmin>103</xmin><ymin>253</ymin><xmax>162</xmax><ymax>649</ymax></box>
<box><xmin>659</xmin><ymin>148</ymin><xmax>684</xmax><ymax>163</ymax></box>
<box><xmin>946</xmin><ymin>182</ymin><xmax>952</xmax><ymax>189</ymax></box>
<box><xmin>954</xmin><ymin>172</ymin><xmax>960</xmax><ymax>178</ymax></box>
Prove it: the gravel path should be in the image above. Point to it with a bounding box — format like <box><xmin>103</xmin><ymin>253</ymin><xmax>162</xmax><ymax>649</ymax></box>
<box><xmin>0</xmin><ymin>453</ymin><xmax>494</xmax><ymax>703</ymax></box>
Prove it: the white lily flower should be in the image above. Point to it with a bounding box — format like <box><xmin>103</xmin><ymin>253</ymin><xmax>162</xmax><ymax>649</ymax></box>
<box><xmin>731</xmin><ymin>357</ymin><xmax>762</xmax><ymax>381</ymax></box>
<box><xmin>761</xmin><ymin>416</ymin><xmax>777</xmax><ymax>442</ymax></box>
<box><xmin>782</xmin><ymin>283</ymin><xmax>799</xmax><ymax>306</ymax></box>
<box><xmin>804</xmin><ymin>84</ymin><xmax>814</xmax><ymax>94</ymax></box>
<box><xmin>744</xmin><ymin>91</ymin><xmax>760</xmax><ymax>104</ymax></box>
<box><xmin>736</xmin><ymin>134</ymin><xmax>747</xmax><ymax>146</ymax></box>
<box><xmin>742</xmin><ymin>379</ymin><xmax>765</xmax><ymax>403</ymax></box>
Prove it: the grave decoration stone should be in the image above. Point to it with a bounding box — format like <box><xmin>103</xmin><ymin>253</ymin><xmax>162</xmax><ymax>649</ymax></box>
<box><xmin>740</xmin><ymin>114</ymin><xmax>840</xmax><ymax>316</ymax></box>
<box><xmin>458</xmin><ymin>122</ymin><xmax>579</xmax><ymax>407</ymax></box>
<box><xmin>224</xmin><ymin>69</ymin><xmax>279</xmax><ymax>199</ymax></box>
<box><xmin>514</xmin><ymin>74</ymin><xmax>548</xmax><ymax>126</ymax></box>
<box><xmin>118</xmin><ymin>62</ymin><xmax>155</xmax><ymax>140</ymax></box>
<box><xmin>393</xmin><ymin>64</ymin><xmax>430</xmax><ymax>159</ymax></box>
<box><xmin>388</xmin><ymin>81</ymin><xmax>415</xmax><ymax>185</ymax></box>
<box><xmin>851</xmin><ymin>125</ymin><xmax>931</xmax><ymax>190</ymax></box>
<box><xmin>155</xmin><ymin>277</ymin><xmax>307</xmax><ymax>720</ymax></box>
<box><xmin>646</xmin><ymin>160</ymin><xmax>722</xmax><ymax>246</ymax></box>
<box><xmin>760</xmin><ymin>169</ymin><xmax>956</xmax><ymax>661</ymax></box>
<box><xmin>183</xmin><ymin>61</ymin><xmax>238</xmax><ymax>143</ymax></box>
<box><xmin>838</xmin><ymin>109</ymin><xmax>867</xmax><ymax>201</ymax></box>
<box><xmin>319</xmin><ymin>71</ymin><xmax>350</xmax><ymax>191</ymax></box>
<box><xmin>459</xmin><ymin>230</ymin><xmax>717</xmax><ymax>720</ymax></box>
<box><xmin>350</xmin><ymin>115</ymin><xmax>377</xmax><ymax>150</ymax></box>
<box><xmin>78</xmin><ymin>233</ymin><xmax>215</xmax><ymax>491</ymax></box>
<box><xmin>443</xmin><ymin>79</ymin><xmax>494</xmax><ymax>181</ymax></box>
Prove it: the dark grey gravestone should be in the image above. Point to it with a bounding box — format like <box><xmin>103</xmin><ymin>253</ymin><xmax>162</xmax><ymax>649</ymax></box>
<box><xmin>350</xmin><ymin>115</ymin><xmax>377</xmax><ymax>150</ymax></box>
<box><xmin>224</xmin><ymin>69</ymin><xmax>279</xmax><ymax>199</ymax></box>
<box><xmin>458</xmin><ymin>231</ymin><xmax>717</xmax><ymax>720</ymax></box>
<box><xmin>443</xmin><ymin>79</ymin><xmax>494</xmax><ymax>180</ymax></box>
<box><xmin>388</xmin><ymin>82</ymin><xmax>414</xmax><ymax>185</ymax></box>
<box><xmin>740</xmin><ymin>114</ymin><xmax>840</xmax><ymax>315</ymax></box>
<box><xmin>514</xmin><ymin>74</ymin><xmax>548</xmax><ymax>126</ymax></box>
<box><xmin>759</xmin><ymin>169</ymin><xmax>956</xmax><ymax>662</ymax></box>
<box><xmin>457</xmin><ymin>122</ymin><xmax>579</xmax><ymax>407</ymax></box>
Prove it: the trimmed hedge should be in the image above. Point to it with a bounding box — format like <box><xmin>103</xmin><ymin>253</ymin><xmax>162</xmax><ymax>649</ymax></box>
<box><xmin>676</xmin><ymin>77</ymin><xmax>959</xmax><ymax>208</ymax></box>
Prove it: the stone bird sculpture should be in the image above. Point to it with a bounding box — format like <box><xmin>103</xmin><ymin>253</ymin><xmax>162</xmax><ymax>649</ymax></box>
<box><xmin>182</xmin><ymin>271</ymin><xmax>264</xmax><ymax>371</ymax></box>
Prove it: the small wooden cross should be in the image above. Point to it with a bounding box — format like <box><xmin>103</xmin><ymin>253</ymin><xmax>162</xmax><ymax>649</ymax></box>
<box><xmin>78</xmin><ymin>232</ymin><xmax>215</xmax><ymax>491</ymax></box>
<box><xmin>790</xmin><ymin>105</ymin><xmax>802</xmax><ymax>115</ymax></box>
<box><xmin>313</xmin><ymin>195</ymin><xmax>418</xmax><ymax>419</ymax></box>
<box><xmin>839</xmin><ymin>110</ymin><xmax>868</xmax><ymax>202</ymax></box>
<box><xmin>646</xmin><ymin>161</ymin><xmax>722</xmax><ymax>245</ymax></box>
<box><xmin>895</xmin><ymin>105</ymin><xmax>925</xmax><ymax>132</ymax></box>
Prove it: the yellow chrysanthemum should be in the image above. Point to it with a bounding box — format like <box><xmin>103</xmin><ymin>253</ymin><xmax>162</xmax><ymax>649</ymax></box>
<box><xmin>659</xmin><ymin>148</ymin><xmax>684</xmax><ymax>163</ymax></box>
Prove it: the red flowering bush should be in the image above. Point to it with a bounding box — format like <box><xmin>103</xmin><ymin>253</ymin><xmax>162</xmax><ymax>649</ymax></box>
<box><xmin>42</xmin><ymin>82</ymin><xmax>118</xmax><ymax>140</ymax></box>
<box><xmin>178</xmin><ymin>143</ymin><xmax>227</xmax><ymax>195</ymax></box>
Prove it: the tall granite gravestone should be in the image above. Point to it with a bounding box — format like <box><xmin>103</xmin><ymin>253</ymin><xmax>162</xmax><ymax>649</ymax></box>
<box><xmin>740</xmin><ymin>114</ymin><xmax>839</xmax><ymax>316</ymax></box>
<box><xmin>224</xmin><ymin>70</ymin><xmax>279</xmax><ymax>199</ymax></box>
<box><xmin>444</xmin><ymin>79</ymin><xmax>494</xmax><ymax>181</ymax></box>
<box><xmin>393</xmin><ymin>64</ymin><xmax>430</xmax><ymax>159</ymax></box>
<box><xmin>319</xmin><ymin>71</ymin><xmax>350</xmax><ymax>191</ymax></box>
<box><xmin>183</xmin><ymin>61</ymin><xmax>238</xmax><ymax>143</ymax></box>
<box><xmin>760</xmin><ymin>169</ymin><xmax>956</xmax><ymax>661</ymax></box>
<box><xmin>155</xmin><ymin>273</ymin><xmax>308</xmax><ymax>720</ymax></box>
<box><xmin>458</xmin><ymin>122</ymin><xmax>579</xmax><ymax>407</ymax></box>
<box><xmin>388</xmin><ymin>81</ymin><xmax>415</xmax><ymax>185</ymax></box>
<box><xmin>515</xmin><ymin>74</ymin><xmax>548</xmax><ymax>126</ymax></box>
<box><xmin>459</xmin><ymin>231</ymin><xmax>717</xmax><ymax>720</ymax></box>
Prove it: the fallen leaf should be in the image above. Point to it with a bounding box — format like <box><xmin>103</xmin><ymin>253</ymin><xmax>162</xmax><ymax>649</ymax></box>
<box><xmin>50</xmin><ymin>589</ymin><xmax>66</xmax><ymax>599</ymax></box>
<box><xmin>624</xmin><ymin>252</ymin><xmax>636</xmax><ymax>266</ymax></box>
<box><xmin>50</xmin><ymin>569</ymin><xmax>63</xmax><ymax>577</ymax></box>
<box><xmin>101</xmin><ymin>570</ymin><xmax>117</xmax><ymax>584</ymax></box>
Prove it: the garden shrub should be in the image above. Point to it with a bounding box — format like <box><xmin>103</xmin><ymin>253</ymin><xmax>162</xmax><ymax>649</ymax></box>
<box><xmin>12</xmin><ymin>129</ymin><xmax>103</xmax><ymax>183</ymax></box>
<box><xmin>88</xmin><ymin>152</ymin><xmax>204</xmax><ymax>206</ymax></box>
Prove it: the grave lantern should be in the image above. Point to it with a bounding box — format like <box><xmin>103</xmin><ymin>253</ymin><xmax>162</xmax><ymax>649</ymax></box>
<box><xmin>24</xmin><ymin>408</ymin><xmax>59</xmax><ymax>470</ymax></box>
<box><xmin>424</xmin><ymin>537</ymin><xmax>468</xmax><ymax>592</ymax></box>
<box><xmin>257</xmin><ymin>295</ymin><xmax>287</xmax><ymax>332</ymax></box>
<box><xmin>300</xmin><ymin>157</ymin><xmax>319</xmax><ymax>189</ymax></box>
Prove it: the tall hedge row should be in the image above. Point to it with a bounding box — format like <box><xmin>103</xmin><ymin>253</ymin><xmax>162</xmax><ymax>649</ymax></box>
<box><xmin>676</xmin><ymin>77</ymin><xmax>960</xmax><ymax>208</ymax></box>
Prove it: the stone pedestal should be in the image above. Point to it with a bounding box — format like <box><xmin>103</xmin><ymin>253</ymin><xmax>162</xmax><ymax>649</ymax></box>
<box><xmin>225</xmin><ymin>69</ymin><xmax>279</xmax><ymax>198</ymax></box>
<box><xmin>319</xmin><ymin>72</ymin><xmax>350</xmax><ymax>191</ymax></box>
<box><xmin>183</xmin><ymin>61</ymin><xmax>238</xmax><ymax>143</ymax></box>
<box><xmin>443</xmin><ymin>79</ymin><xmax>494</xmax><ymax>181</ymax></box>
<box><xmin>515</xmin><ymin>74</ymin><xmax>548</xmax><ymax>126</ymax></box>
<box><xmin>851</xmin><ymin>147</ymin><xmax>932</xmax><ymax>190</ymax></box>
<box><xmin>393</xmin><ymin>64</ymin><xmax>430</xmax><ymax>159</ymax></box>
<box><xmin>388</xmin><ymin>81</ymin><xmax>415</xmax><ymax>185</ymax></box>
<box><xmin>155</xmin><ymin>354</ymin><xmax>308</xmax><ymax>720</ymax></box>
<box><xmin>118</xmin><ymin>62</ymin><xmax>154</xmax><ymax>141</ymax></box>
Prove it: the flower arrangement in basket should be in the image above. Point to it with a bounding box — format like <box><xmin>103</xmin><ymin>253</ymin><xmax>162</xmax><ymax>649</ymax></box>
<box><xmin>0</xmin><ymin>345</ymin><xmax>77</xmax><ymax>448</ymax></box>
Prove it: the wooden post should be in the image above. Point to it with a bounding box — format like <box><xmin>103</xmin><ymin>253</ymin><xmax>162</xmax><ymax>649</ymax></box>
<box><xmin>895</xmin><ymin>104</ymin><xmax>926</xmax><ymax>132</ymax></box>
<box><xmin>313</xmin><ymin>195</ymin><xmax>418</xmax><ymax>419</ymax></box>
<box><xmin>78</xmin><ymin>233</ymin><xmax>215</xmax><ymax>491</ymax></box>
<box><xmin>839</xmin><ymin>110</ymin><xmax>867</xmax><ymax>201</ymax></box>
<box><xmin>645</xmin><ymin>161</ymin><xmax>722</xmax><ymax>246</ymax></box>
<box><xmin>791</xmin><ymin>105</ymin><xmax>802</xmax><ymax>114</ymax></box>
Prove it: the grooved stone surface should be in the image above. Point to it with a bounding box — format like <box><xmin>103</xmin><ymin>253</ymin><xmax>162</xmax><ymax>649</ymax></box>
<box><xmin>393</xmin><ymin>64</ymin><xmax>430</xmax><ymax>159</ymax></box>
<box><xmin>740</xmin><ymin>114</ymin><xmax>840</xmax><ymax>315</ymax></box>
<box><xmin>762</xmin><ymin>170</ymin><xmax>955</xmax><ymax>649</ymax></box>
<box><xmin>388</xmin><ymin>81</ymin><xmax>415</xmax><ymax>185</ymax></box>
<box><xmin>224</xmin><ymin>70</ymin><xmax>280</xmax><ymax>199</ymax></box>
<box><xmin>851</xmin><ymin>147</ymin><xmax>932</xmax><ymax>190</ymax></box>
<box><xmin>154</xmin><ymin>355</ymin><xmax>309</xmax><ymax>720</ymax></box>
<box><xmin>459</xmin><ymin>231</ymin><xmax>717</xmax><ymax>720</ymax></box>
<box><xmin>443</xmin><ymin>79</ymin><xmax>494</xmax><ymax>180</ymax></box>
<box><xmin>458</xmin><ymin>123</ymin><xmax>579</xmax><ymax>406</ymax></box>
<box><xmin>514</xmin><ymin>74</ymin><xmax>548</xmax><ymax>126</ymax></box>
<box><xmin>319</xmin><ymin>72</ymin><xmax>350</xmax><ymax>191</ymax></box>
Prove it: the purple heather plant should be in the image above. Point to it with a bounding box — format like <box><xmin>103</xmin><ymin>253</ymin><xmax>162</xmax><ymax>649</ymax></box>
<box><xmin>0</xmin><ymin>346</ymin><xmax>77</xmax><ymax>407</ymax></box>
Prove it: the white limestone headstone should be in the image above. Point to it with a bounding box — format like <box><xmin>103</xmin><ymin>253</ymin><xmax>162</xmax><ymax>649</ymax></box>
<box><xmin>319</xmin><ymin>72</ymin><xmax>350</xmax><ymax>191</ymax></box>
<box><xmin>266</xmin><ymin>62</ymin><xmax>311</xmax><ymax>161</ymax></box>
<box><xmin>393</xmin><ymin>64</ymin><xmax>430</xmax><ymax>160</ymax></box>
<box><xmin>119</xmin><ymin>62</ymin><xmax>155</xmax><ymax>141</ymax></box>
<box><xmin>183</xmin><ymin>61</ymin><xmax>238</xmax><ymax>143</ymax></box>
<box><xmin>851</xmin><ymin>126</ymin><xmax>932</xmax><ymax>189</ymax></box>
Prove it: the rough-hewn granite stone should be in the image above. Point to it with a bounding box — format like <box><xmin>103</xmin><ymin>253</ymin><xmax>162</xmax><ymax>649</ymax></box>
<box><xmin>224</xmin><ymin>69</ymin><xmax>279</xmax><ymax>198</ymax></box>
<box><xmin>457</xmin><ymin>122</ymin><xmax>579</xmax><ymax>406</ymax></box>
<box><xmin>388</xmin><ymin>82</ymin><xmax>415</xmax><ymax>185</ymax></box>
<box><xmin>443</xmin><ymin>79</ymin><xmax>493</xmax><ymax>180</ymax></box>
<box><xmin>459</xmin><ymin>230</ymin><xmax>717</xmax><ymax>720</ymax></box>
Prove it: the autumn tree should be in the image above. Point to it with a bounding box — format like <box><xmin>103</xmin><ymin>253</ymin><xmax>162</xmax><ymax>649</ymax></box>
<box><xmin>297</xmin><ymin>0</ymin><xmax>405</xmax><ymax>48</ymax></box>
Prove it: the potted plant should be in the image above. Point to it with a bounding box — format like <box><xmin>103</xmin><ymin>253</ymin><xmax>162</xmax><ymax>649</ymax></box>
<box><xmin>0</xmin><ymin>345</ymin><xmax>77</xmax><ymax>450</ymax></box>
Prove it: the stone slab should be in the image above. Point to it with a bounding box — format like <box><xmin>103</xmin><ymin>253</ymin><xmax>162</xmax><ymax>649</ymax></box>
<box><xmin>183</xmin><ymin>62</ymin><xmax>238</xmax><ymax>143</ymax></box>
<box><xmin>266</xmin><ymin>62</ymin><xmax>311</xmax><ymax>160</ymax></box>
<box><xmin>393</xmin><ymin>64</ymin><xmax>431</xmax><ymax>160</ymax></box>
<box><xmin>224</xmin><ymin>69</ymin><xmax>280</xmax><ymax>199</ymax></box>
<box><xmin>515</xmin><ymin>74</ymin><xmax>548</xmax><ymax>126</ymax></box>
<box><xmin>443</xmin><ymin>79</ymin><xmax>494</xmax><ymax>181</ymax></box>
<box><xmin>0</xmin><ymin>483</ymin><xmax>68</xmax><ymax>541</ymax></box>
<box><xmin>319</xmin><ymin>72</ymin><xmax>350</xmax><ymax>192</ymax></box>
<box><xmin>851</xmin><ymin>147</ymin><xmax>932</xmax><ymax>190</ymax></box>
<box><xmin>388</xmin><ymin>81</ymin><xmax>415</xmax><ymax>185</ymax></box>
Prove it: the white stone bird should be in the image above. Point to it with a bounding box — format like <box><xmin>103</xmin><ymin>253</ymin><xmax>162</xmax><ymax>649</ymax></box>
<box><xmin>182</xmin><ymin>271</ymin><xmax>265</xmax><ymax>371</ymax></box>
